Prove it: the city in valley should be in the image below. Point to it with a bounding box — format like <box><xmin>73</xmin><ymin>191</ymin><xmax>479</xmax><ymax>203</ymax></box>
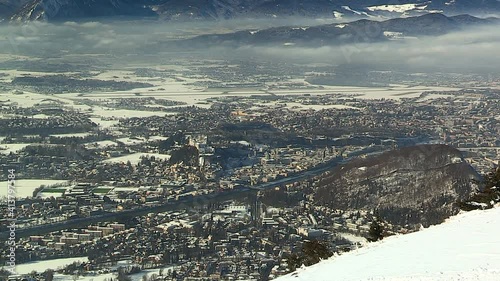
<box><xmin>0</xmin><ymin>13</ymin><xmax>499</xmax><ymax>281</ymax></box>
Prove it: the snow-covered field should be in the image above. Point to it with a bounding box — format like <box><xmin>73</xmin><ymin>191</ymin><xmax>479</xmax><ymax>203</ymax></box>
<box><xmin>89</xmin><ymin>107</ymin><xmax>170</xmax><ymax>119</ymax></box>
<box><xmin>54</xmin><ymin>272</ymin><xmax>115</xmax><ymax>281</ymax></box>
<box><xmin>0</xmin><ymin>143</ymin><xmax>34</xmax><ymax>154</ymax></box>
<box><xmin>116</xmin><ymin>137</ymin><xmax>148</xmax><ymax>145</ymax></box>
<box><xmin>60</xmin><ymin>82</ymin><xmax>462</xmax><ymax>106</ymax></box>
<box><xmin>8</xmin><ymin>257</ymin><xmax>88</xmax><ymax>275</ymax></box>
<box><xmin>84</xmin><ymin>140</ymin><xmax>118</xmax><ymax>148</ymax></box>
<box><xmin>284</xmin><ymin>103</ymin><xmax>359</xmax><ymax>111</ymax></box>
<box><xmin>51</xmin><ymin>265</ymin><xmax>178</xmax><ymax>281</ymax></box>
<box><xmin>0</xmin><ymin>90</ymin><xmax>89</xmax><ymax>111</ymax></box>
<box><xmin>1</xmin><ymin>75</ymin><xmax>459</xmax><ymax>115</ymax></box>
<box><xmin>103</xmin><ymin>153</ymin><xmax>171</xmax><ymax>164</ymax></box>
<box><xmin>0</xmin><ymin>179</ymin><xmax>68</xmax><ymax>198</ymax></box>
<box><xmin>50</xmin><ymin>133</ymin><xmax>91</xmax><ymax>138</ymax></box>
<box><xmin>89</xmin><ymin>117</ymin><xmax>119</xmax><ymax>129</ymax></box>
<box><xmin>277</xmin><ymin>207</ymin><xmax>500</xmax><ymax>281</ymax></box>
<box><xmin>302</xmin><ymin>85</ymin><xmax>459</xmax><ymax>100</ymax></box>
<box><xmin>129</xmin><ymin>265</ymin><xmax>178</xmax><ymax>281</ymax></box>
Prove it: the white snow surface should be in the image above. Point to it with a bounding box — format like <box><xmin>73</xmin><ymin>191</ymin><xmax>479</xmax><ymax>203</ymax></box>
<box><xmin>0</xmin><ymin>179</ymin><xmax>68</xmax><ymax>198</ymax></box>
<box><xmin>277</xmin><ymin>207</ymin><xmax>500</xmax><ymax>281</ymax></box>
<box><xmin>341</xmin><ymin>6</ymin><xmax>370</xmax><ymax>17</ymax></box>
<box><xmin>10</xmin><ymin>257</ymin><xmax>88</xmax><ymax>275</ymax></box>
<box><xmin>367</xmin><ymin>4</ymin><xmax>426</xmax><ymax>13</ymax></box>
<box><xmin>103</xmin><ymin>152</ymin><xmax>171</xmax><ymax>164</ymax></box>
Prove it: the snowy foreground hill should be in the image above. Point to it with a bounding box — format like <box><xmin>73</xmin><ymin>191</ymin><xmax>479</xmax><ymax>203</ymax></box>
<box><xmin>277</xmin><ymin>207</ymin><xmax>500</xmax><ymax>281</ymax></box>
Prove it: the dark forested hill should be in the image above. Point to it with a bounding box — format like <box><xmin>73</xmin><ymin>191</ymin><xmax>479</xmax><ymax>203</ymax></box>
<box><xmin>313</xmin><ymin>144</ymin><xmax>481</xmax><ymax>227</ymax></box>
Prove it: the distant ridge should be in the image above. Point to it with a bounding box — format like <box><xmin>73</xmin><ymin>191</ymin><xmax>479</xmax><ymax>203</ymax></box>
<box><xmin>179</xmin><ymin>13</ymin><xmax>499</xmax><ymax>48</ymax></box>
<box><xmin>4</xmin><ymin>0</ymin><xmax>500</xmax><ymax>22</ymax></box>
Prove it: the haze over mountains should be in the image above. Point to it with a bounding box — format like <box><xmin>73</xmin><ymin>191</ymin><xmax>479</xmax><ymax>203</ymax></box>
<box><xmin>181</xmin><ymin>13</ymin><xmax>499</xmax><ymax>47</ymax></box>
<box><xmin>2</xmin><ymin>0</ymin><xmax>500</xmax><ymax>22</ymax></box>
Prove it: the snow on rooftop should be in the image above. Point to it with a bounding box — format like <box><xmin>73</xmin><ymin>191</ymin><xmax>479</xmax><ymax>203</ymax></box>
<box><xmin>277</xmin><ymin>207</ymin><xmax>500</xmax><ymax>281</ymax></box>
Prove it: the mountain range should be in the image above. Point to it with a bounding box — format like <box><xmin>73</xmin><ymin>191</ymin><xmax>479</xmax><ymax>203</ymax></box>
<box><xmin>178</xmin><ymin>13</ymin><xmax>498</xmax><ymax>48</ymax></box>
<box><xmin>2</xmin><ymin>0</ymin><xmax>500</xmax><ymax>22</ymax></box>
<box><xmin>0</xmin><ymin>0</ymin><xmax>27</xmax><ymax>19</ymax></box>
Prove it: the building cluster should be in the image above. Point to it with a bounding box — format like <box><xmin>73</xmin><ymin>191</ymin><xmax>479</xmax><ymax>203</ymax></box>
<box><xmin>1</xmin><ymin>82</ymin><xmax>499</xmax><ymax>280</ymax></box>
<box><xmin>8</xmin><ymin>195</ymin><xmax>389</xmax><ymax>280</ymax></box>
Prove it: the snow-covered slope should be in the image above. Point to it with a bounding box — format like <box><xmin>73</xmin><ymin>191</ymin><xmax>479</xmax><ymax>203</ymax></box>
<box><xmin>277</xmin><ymin>207</ymin><xmax>500</xmax><ymax>281</ymax></box>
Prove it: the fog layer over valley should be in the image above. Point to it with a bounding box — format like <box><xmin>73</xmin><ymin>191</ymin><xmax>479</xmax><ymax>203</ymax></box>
<box><xmin>0</xmin><ymin>17</ymin><xmax>499</xmax><ymax>83</ymax></box>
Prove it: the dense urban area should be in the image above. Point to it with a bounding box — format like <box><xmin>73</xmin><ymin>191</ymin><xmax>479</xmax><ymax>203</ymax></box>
<box><xmin>0</xmin><ymin>54</ymin><xmax>499</xmax><ymax>281</ymax></box>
